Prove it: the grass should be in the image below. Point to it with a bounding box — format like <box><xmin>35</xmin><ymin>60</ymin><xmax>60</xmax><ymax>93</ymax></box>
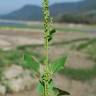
<box><xmin>85</xmin><ymin>43</ymin><xmax>96</xmax><ymax>62</ymax></box>
<box><xmin>76</xmin><ymin>38</ymin><xmax>96</xmax><ymax>50</ymax></box>
<box><xmin>60</xmin><ymin>65</ymin><xmax>96</xmax><ymax>81</ymax></box>
<box><xmin>0</xmin><ymin>49</ymin><xmax>42</xmax><ymax>70</ymax></box>
<box><xmin>75</xmin><ymin>38</ymin><xmax>96</xmax><ymax>62</ymax></box>
<box><xmin>0</xmin><ymin>47</ymin><xmax>43</xmax><ymax>81</ymax></box>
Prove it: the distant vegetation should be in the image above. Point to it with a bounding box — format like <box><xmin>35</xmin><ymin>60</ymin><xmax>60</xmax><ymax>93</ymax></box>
<box><xmin>58</xmin><ymin>13</ymin><xmax>96</xmax><ymax>24</ymax></box>
<box><xmin>57</xmin><ymin>0</ymin><xmax>96</xmax><ymax>24</ymax></box>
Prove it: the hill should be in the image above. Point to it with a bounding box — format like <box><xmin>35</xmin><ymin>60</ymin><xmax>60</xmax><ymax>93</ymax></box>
<box><xmin>0</xmin><ymin>5</ymin><xmax>42</xmax><ymax>21</ymax></box>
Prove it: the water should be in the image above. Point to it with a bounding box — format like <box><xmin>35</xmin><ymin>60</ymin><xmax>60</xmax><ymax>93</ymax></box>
<box><xmin>0</xmin><ymin>21</ymin><xmax>27</xmax><ymax>28</ymax></box>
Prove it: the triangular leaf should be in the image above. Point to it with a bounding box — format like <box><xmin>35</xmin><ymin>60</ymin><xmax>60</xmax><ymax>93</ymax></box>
<box><xmin>50</xmin><ymin>56</ymin><xmax>67</xmax><ymax>73</ymax></box>
<box><xmin>36</xmin><ymin>82</ymin><xmax>44</xmax><ymax>95</ymax></box>
<box><xmin>22</xmin><ymin>52</ymin><xmax>40</xmax><ymax>73</ymax></box>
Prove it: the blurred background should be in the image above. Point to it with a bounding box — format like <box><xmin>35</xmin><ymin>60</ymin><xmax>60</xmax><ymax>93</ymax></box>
<box><xmin>0</xmin><ymin>0</ymin><xmax>96</xmax><ymax>96</ymax></box>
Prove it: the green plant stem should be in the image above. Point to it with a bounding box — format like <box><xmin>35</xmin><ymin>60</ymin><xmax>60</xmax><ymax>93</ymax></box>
<box><xmin>44</xmin><ymin>82</ymin><xmax>49</xmax><ymax>96</ymax></box>
<box><xmin>43</xmin><ymin>0</ymin><xmax>50</xmax><ymax>66</ymax></box>
<box><xmin>42</xmin><ymin>0</ymin><xmax>50</xmax><ymax>96</ymax></box>
<box><xmin>45</xmin><ymin>32</ymin><xmax>49</xmax><ymax>68</ymax></box>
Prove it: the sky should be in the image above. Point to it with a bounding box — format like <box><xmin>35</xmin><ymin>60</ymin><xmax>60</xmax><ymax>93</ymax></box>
<box><xmin>0</xmin><ymin>0</ymin><xmax>82</xmax><ymax>15</ymax></box>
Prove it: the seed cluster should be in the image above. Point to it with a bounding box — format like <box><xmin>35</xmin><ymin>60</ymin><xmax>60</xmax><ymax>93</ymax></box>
<box><xmin>40</xmin><ymin>72</ymin><xmax>52</xmax><ymax>96</ymax></box>
<box><xmin>42</xmin><ymin>0</ymin><xmax>56</xmax><ymax>43</ymax></box>
<box><xmin>42</xmin><ymin>0</ymin><xmax>50</xmax><ymax>34</ymax></box>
